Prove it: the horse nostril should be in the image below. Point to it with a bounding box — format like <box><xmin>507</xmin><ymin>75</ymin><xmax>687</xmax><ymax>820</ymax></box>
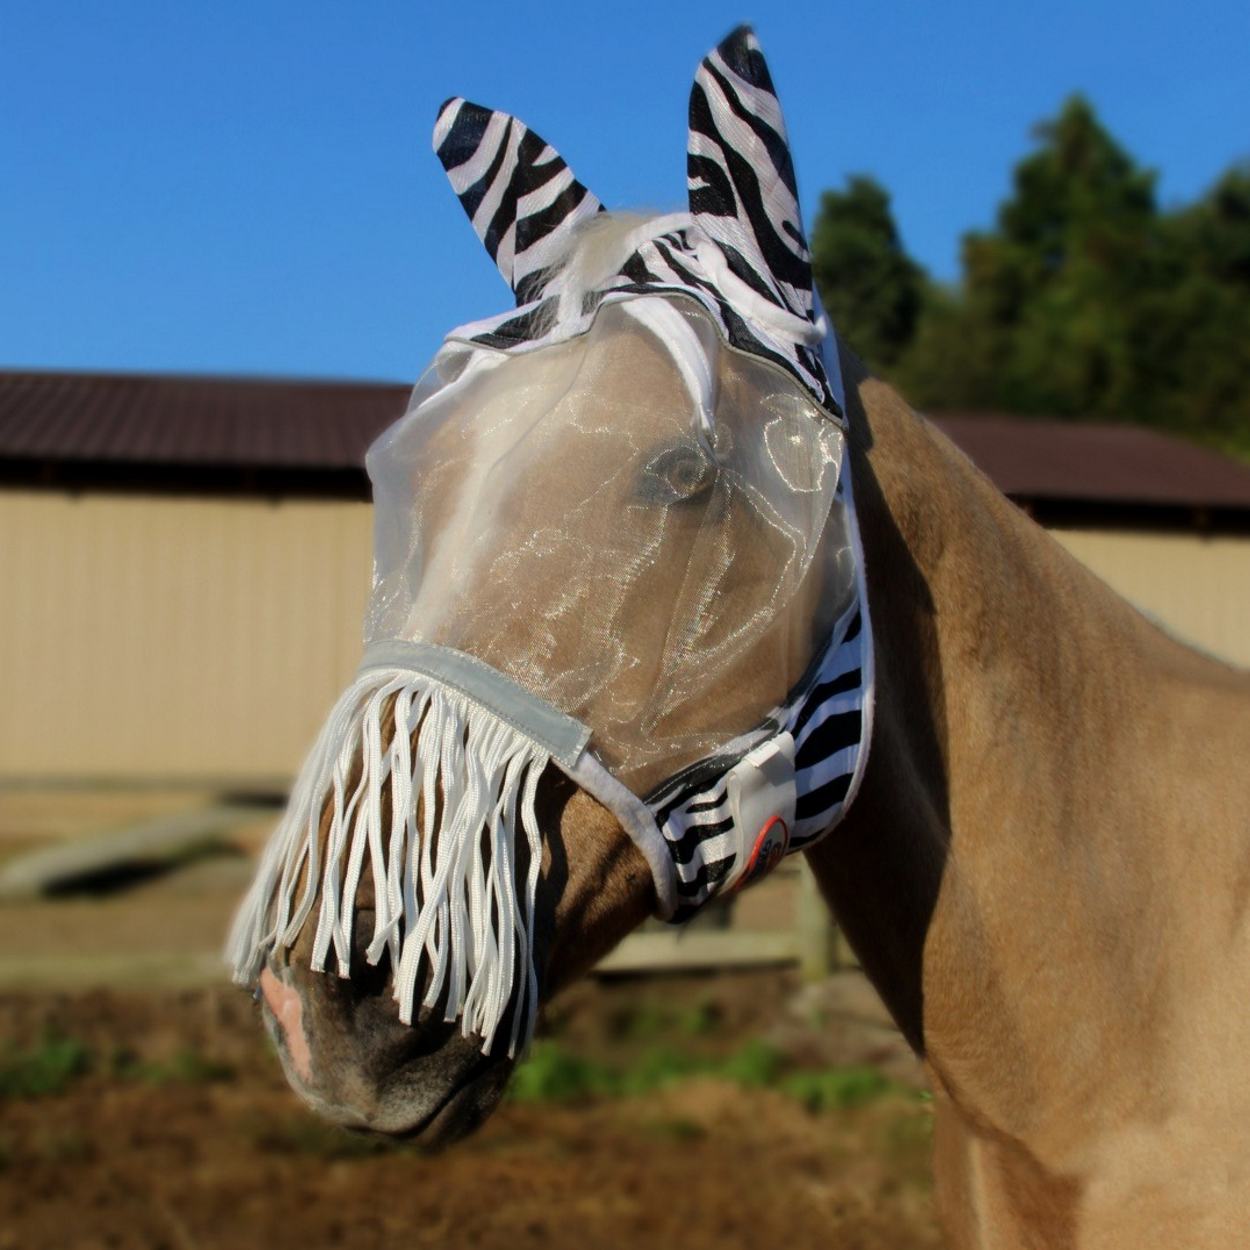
<box><xmin>260</xmin><ymin>966</ymin><xmax>315</xmax><ymax>1085</ymax></box>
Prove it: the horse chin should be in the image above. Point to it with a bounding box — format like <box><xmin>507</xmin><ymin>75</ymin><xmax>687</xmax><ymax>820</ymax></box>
<box><xmin>380</xmin><ymin>1060</ymin><xmax>515</xmax><ymax>1146</ymax></box>
<box><xmin>258</xmin><ymin>965</ymin><xmax>516</xmax><ymax>1148</ymax></box>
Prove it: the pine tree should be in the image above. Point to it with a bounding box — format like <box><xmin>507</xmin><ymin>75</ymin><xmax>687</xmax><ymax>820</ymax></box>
<box><xmin>809</xmin><ymin>176</ymin><xmax>923</xmax><ymax>370</ymax></box>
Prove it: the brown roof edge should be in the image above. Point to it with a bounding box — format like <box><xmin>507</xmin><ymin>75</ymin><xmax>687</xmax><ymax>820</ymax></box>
<box><xmin>0</xmin><ymin>369</ymin><xmax>410</xmax><ymax>475</ymax></box>
<box><xmin>0</xmin><ymin>457</ymin><xmax>372</xmax><ymax>501</ymax></box>
<box><xmin>4</xmin><ymin>371</ymin><xmax>1250</xmax><ymax>517</ymax></box>
<box><xmin>928</xmin><ymin>412</ymin><xmax>1250</xmax><ymax>513</ymax></box>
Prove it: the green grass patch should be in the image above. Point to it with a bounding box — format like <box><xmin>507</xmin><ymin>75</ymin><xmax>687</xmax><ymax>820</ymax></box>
<box><xmin>718</xmin><ymin>1038</ymin><xmax>784</xmax><ymax>1088</ymax></box>
<box><xmin>0</xmin><ymin>1035</ymin><xmax>91</xmax><ymax>1099</ymax></box>
<box><xmin>509</xmin><ymin>1039</ymin><xmax>916</xmax><ymax>1112</ymax></box>
<box><xmin>676</xmin><ymin>998</ymin><xmax>721</xmax><ymax>1038</ymax></box>
<box><xmin>109</xmin><ymin>1046</ymin><xmax>235</xmax><ymax>1086</ymax></box>
<box><xmin>782</xmin><ymin>1065</ymin><xmax>895</xmax><ymax>1112</ymax></box>
<box><xmin>508</xmin><ymin>1041</ymin><xmax>616</xmax><ymax>1102</ymax></box>
<box><xmin>0</xmin><ymin>1036</ymin><xmax>236</xmax><ymax>1098</ymax></box>
<box><xmin>607</xmin><ymin>995</ymin><xmax>723</xmax><ymax>1044</ymax></box>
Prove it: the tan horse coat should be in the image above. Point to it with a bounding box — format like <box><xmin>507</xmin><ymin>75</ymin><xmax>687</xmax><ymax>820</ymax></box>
<box><xmin>543</xmin><ymin>342</ymin><xmax>1250</xmax><ymax>1245</ymax></box>
<box><xmin>263</xmin><ymin>342</ymin><xmax>1250</xmax><ymax>1247</ymax></box>
<box><xmin>807</xmin><ymin>347</ymin><xmax>1250</xmax><ymax>1246</ymax></box>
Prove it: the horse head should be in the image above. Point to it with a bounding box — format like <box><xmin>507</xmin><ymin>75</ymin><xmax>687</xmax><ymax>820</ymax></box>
<box><xmin>230</xmin><ymin>25</ymin><xmax>870</xmax><ymax>1144</ymax></box>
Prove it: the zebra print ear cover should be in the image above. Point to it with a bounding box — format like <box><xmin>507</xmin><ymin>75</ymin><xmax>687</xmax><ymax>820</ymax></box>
<box><xmin>428</xmin><ymin>24</ymin><xmax>874</xmax><ymax>923</ymax></box>
<box><xmin>421</xmin><ymin>30</ymin><xmax>876</xmax><ymax>923</ymax></box>
<box><xmin>434</xmin><ymin>25</ymin><xmax>842</xmax><ymax>420</ymax></box>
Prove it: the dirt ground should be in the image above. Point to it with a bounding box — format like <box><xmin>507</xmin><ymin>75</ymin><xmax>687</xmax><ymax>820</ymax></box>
<box><xmin>1</xmin><ymin>976</ymin><xmax>944</xmax><ymax>1250</ymax></box>
<box><xmin>0</xmin><ymin>789</ymin><xmax>944</xmax><ymax>1249</ymax></box>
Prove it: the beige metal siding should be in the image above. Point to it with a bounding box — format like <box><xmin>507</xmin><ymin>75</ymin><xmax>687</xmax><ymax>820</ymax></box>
<box><xmin>1051</xmin><ymin>528</ymin><xmax>1250</xmax><ymax>669</ymax></box>
<box><xmin>0</xmin><ymin>491</ymin><xmax>372</xmax><ymax>781</ymax></box>
<box><xmin>2</xmin><ymin>489</ymin><xmax>1247</xmax><ymax>783</ymax></box>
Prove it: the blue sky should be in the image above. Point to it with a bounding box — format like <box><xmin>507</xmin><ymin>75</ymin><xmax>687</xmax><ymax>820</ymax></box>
<box><xmin>3</xmin><ymin>2</ymin><xmax>1247</xmax><ymax>382</ymax></box>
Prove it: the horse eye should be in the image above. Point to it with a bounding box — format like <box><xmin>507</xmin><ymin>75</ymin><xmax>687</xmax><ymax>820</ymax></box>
<box><xmin>635</xmin><ymin>443</ymin><xmax>715</xmax><ymax>506</ymax></box>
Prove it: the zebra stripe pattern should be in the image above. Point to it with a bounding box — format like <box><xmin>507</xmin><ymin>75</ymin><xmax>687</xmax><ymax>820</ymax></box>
<box><xmin>644</xmin><ymin>471</ymin><xmax>871</xmax><ymax>921</ymax></box>
<box><xmin>432</xmin><ymin>25</ymin><xmax>871</xmax><ymax>914</ymax></box>
<box><xmin>688</xmin><ymin>27</ymin><xmax>815</xmax><ymax>329</ymax></box>
<box><xmin>434</xmin><ymin>96</ymin><xmax>603</xmax><ymax>306</ymax></box>
<box><xmin>432</xmin><ymin>26</ymin><xmax>842</xmax><ymax>420</ymax></box>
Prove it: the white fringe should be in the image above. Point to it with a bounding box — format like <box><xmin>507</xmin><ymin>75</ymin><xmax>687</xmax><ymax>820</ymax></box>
<box><xmin>227</xmin><ymin>667</ymin><xmax>547</xmax><ymax>1056</ymax></box>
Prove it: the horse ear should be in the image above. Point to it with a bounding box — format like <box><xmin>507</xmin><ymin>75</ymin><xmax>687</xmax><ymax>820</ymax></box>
<box><xmin>433</xmin><ymin>97</ymin><xmax>604</xmax><ymax>306</ymax></box>
<box><xmin>687</xmin><ymin>26</ymin><xmax>816</xmax><ymax>325</ymax></box>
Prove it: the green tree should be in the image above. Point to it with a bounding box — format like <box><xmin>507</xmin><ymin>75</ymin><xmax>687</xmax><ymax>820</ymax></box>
<box><xmin>1145</xmin><ymin>165</ymin><xmax>1250</xmax><ymax>448</ymax></box>
<box><xmin>818</xmin><ymin>99</ymin><xmax>1250</xmax><ymax>455</ymax></box>
<box><xmin>920</xmin><ymin>95</ymin><xmax>1160</xmax><ymax>419</ymax></box>
<box><xmin>810</xmin><ymin>176</ymin><xmax>924</xmax><ymax>370</ymax></box>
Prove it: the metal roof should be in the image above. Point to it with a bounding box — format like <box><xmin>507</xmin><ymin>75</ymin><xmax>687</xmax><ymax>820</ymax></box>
<box><xmin>0</xmin><ymin>369</ymin><xmax>407</xmax><ymax>472</ymax></box>
<box><xmin>3</xmin><ymin>369</ymin><xmax>1250</xmax><ymax>516</ymax></box>
<box><xmin>932</xmin><ymin>412</ymin><xmax>1250</xmax><ymax>512</ymax></box>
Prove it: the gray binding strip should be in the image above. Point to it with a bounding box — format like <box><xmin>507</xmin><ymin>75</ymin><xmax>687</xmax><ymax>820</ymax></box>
<box><xmin>359</xmin><ymin>640</ymin><xmax>591</xmax><ymax>769</ymax></box>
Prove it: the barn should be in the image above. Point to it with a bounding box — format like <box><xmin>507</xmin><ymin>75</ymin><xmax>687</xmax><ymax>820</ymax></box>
<box><xmin>2</xmin><ymin>368</ymin><xmax>1249</xmax><ymax>786</ymax></box>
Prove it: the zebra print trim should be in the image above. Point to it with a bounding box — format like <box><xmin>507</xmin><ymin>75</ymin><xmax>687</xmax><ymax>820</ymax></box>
<box><xmin>433</xmin><ymin>97</ymin><xmax>604</xmax><ymax>306</ymax></box>
<box><xmin>688</xmin><ymin>26</ymin><xmax>815</xmax><ymax>332</ymax></box>
<box><xmin>643</xmin><ymin>464</ymin><xmax>873</xmax><ymax>922</ymax></box>
<box><xmin>433</xmin><ymin>26</ymin><xmax>842</xmax><ymax>420</ymax></box>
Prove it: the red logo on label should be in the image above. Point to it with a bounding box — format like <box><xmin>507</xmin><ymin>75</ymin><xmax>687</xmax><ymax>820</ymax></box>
<box><xmin>734</xmin><ymin>815</ymin><xmax>790</xmax><ymax>892</ymax></box>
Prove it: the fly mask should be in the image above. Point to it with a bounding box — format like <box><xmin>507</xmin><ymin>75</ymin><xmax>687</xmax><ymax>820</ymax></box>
<box><xmin>229</xmin><ymin>25</ymin><xmax>874</xmax><ymax>1057</ymax></box>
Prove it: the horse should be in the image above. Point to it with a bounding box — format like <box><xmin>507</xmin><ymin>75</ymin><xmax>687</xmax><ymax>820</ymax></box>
<box><xmin>240</xmin><ymin>29</ymin><xmax>1250</xmax><ymax>1250</ymax></box>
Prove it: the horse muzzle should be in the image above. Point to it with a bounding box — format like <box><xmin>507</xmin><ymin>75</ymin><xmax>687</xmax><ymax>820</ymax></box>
<box><xmin>257</xmin><ymin>952</ymin><xmax>515</xmax><ymax>1145</ymax></box>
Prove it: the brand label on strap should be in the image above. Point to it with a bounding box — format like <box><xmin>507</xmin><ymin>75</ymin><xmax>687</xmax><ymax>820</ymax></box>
<box><xmin>725</xmin><ymin>732</ymin><xmax>796</xmax><ymax>892</ymax></box>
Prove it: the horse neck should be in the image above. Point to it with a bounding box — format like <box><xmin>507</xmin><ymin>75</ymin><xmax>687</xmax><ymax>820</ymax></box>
<box><xmin>807</xmin><ymin>352</ymin><xmax>1250</xmax><ymax>1133</ymax></box>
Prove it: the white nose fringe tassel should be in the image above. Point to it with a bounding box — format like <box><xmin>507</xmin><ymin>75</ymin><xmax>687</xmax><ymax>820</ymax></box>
<box><xmin>227</xmin><ymin>668</ymin><xmax>547</xmax><ymax>1058</ymax></box>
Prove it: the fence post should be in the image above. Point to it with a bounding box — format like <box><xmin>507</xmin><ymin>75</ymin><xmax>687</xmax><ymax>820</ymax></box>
<box><xmin>796</xmin><ymin>860</ymin><xmax>840</xmax><ymax>980</ymax></box>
